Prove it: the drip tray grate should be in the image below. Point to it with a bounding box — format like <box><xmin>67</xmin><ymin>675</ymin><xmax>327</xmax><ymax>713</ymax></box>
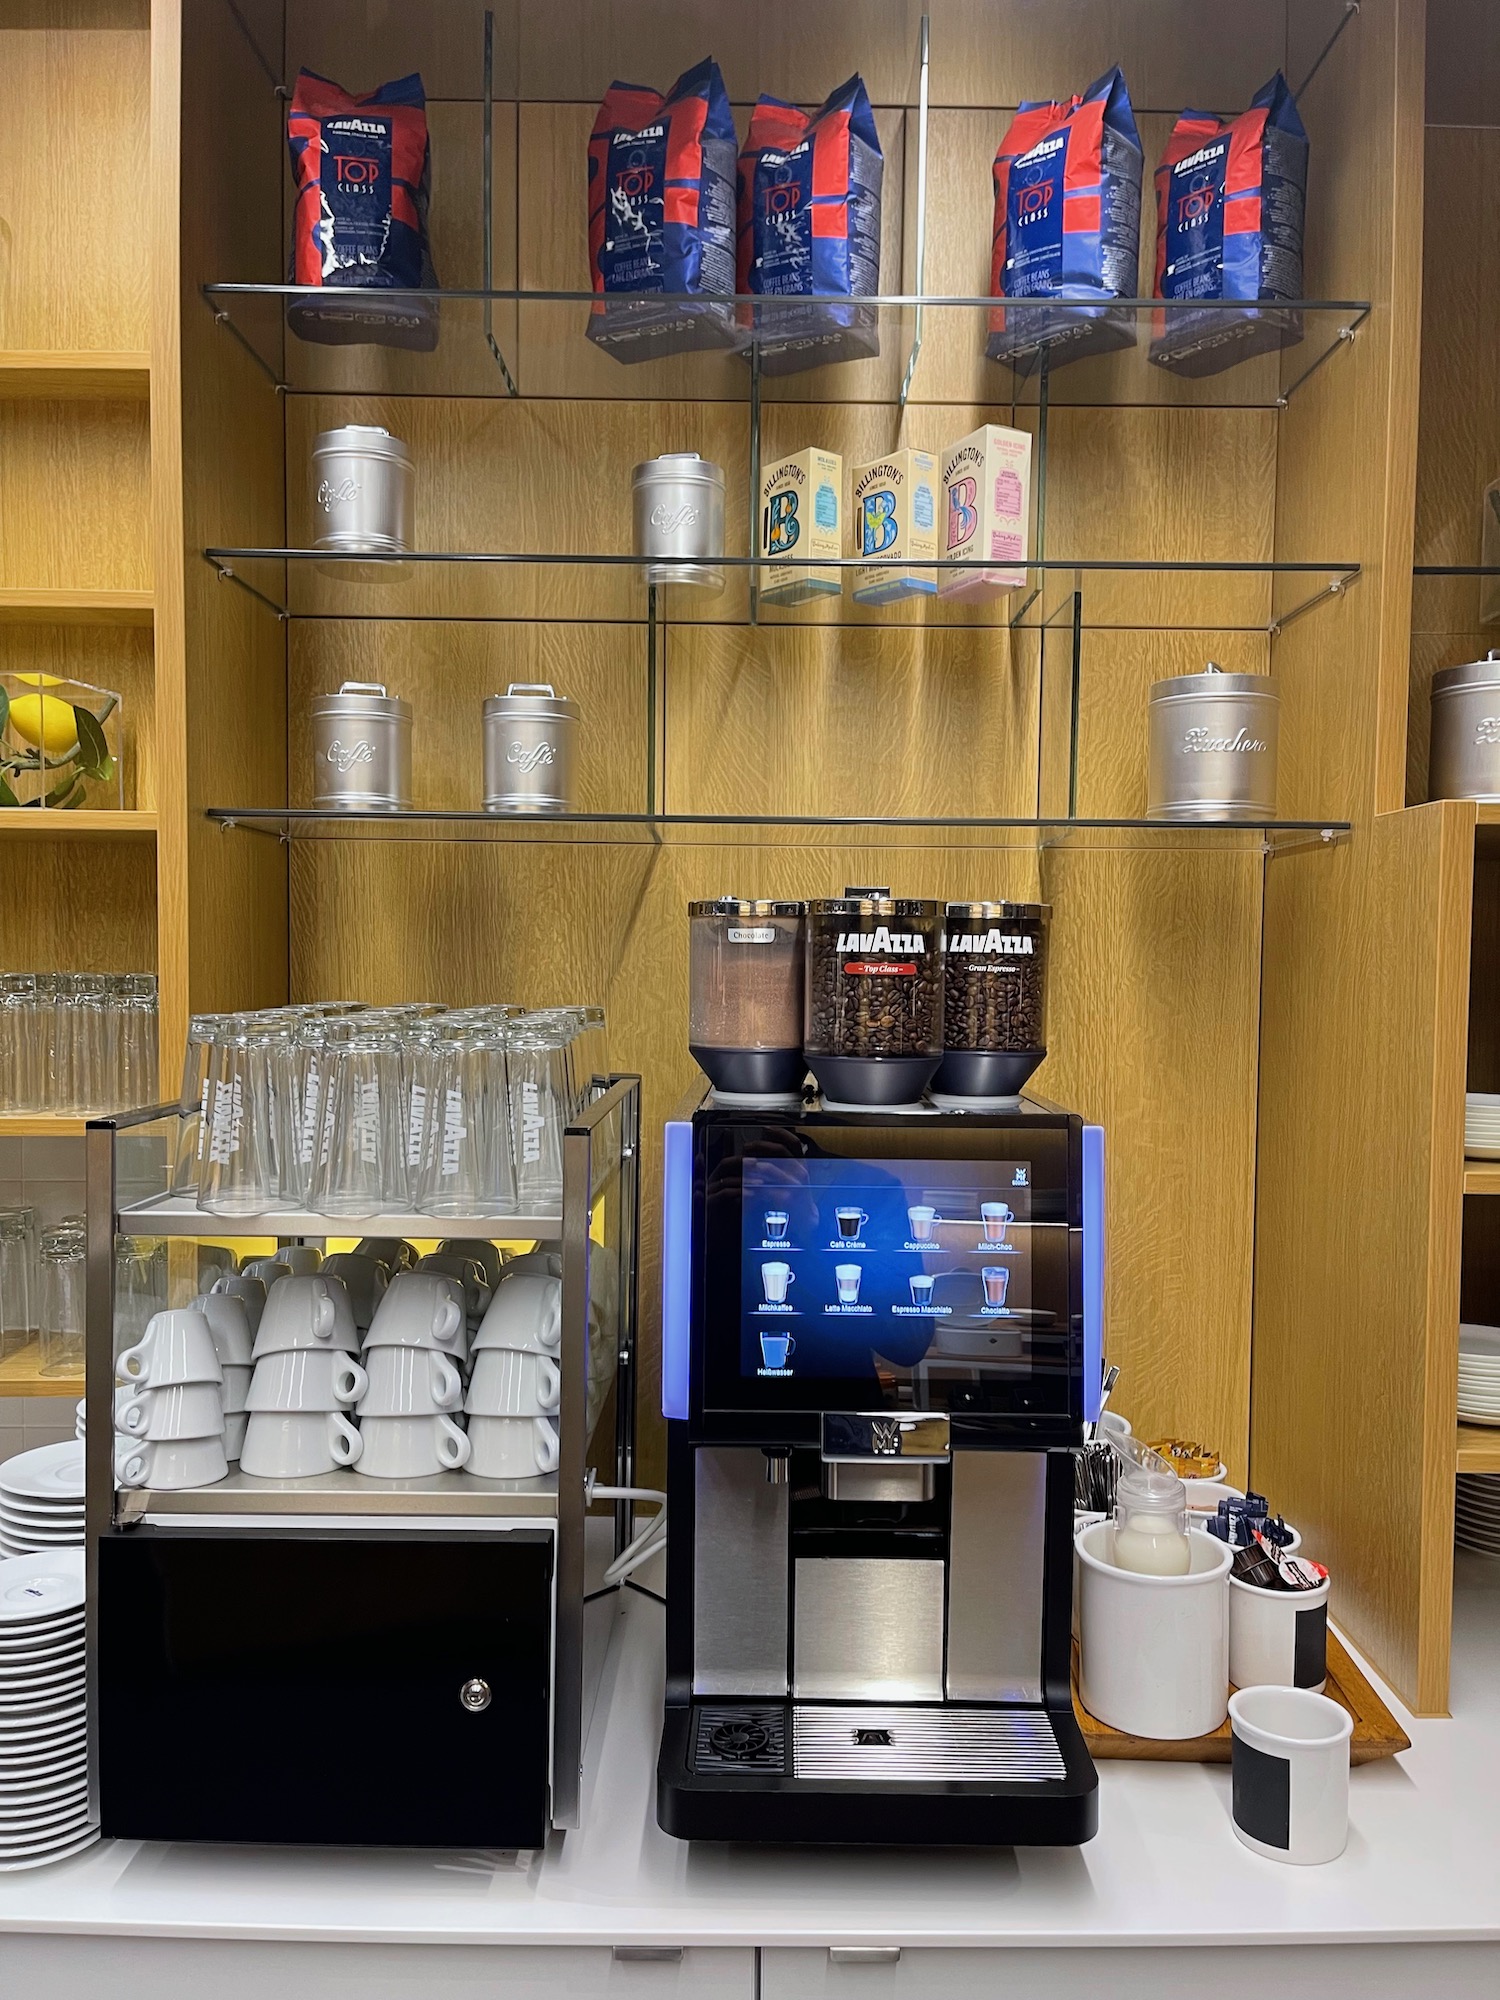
<box><xmin>793</xmin><ymin>1705</ymin><xmax>1066</xmax><ymax>1782</ymax></box>
<box><xmin>692</xmin><ymin>1706</ymin><xmax>788</xmax><ymax>1773</ymax></box>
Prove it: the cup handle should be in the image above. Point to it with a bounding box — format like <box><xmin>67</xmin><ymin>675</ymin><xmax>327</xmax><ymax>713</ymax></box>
<box><xmin>116</xmin><ymin>1339</ymin><xmax>151</xmax><ymax>1383</ymax></box>
<box><xmin>430</xmin><ymin>1353</ymin><xmax>463</xmax><ymax>1412</ymax></box>
<box><xmin>114</xmin><ymin>1441</ymin><xmax>150</xmax><ymax>1487</ymax></box>
<box><xmin>117</xmin><ymin>1395</ymin><xmax>150</xmax><ymax>1437</ymax></box>
<box><xmin>787</xmin><ymin>1270</ymin><xmax>795</xmax><ymax>1286</ymax></box>
<box><xmin>334</xmin><ymin>1357</ymin><xmax>368</xmax><ymax>1407</ymax></box>
<box><xmin>538</xmin><ymin>1354</ymin><xmax>561</xmax><ymax>1412</ymax></box>
<box><xmin>432</xmin><ymin>1297</ymin><xmax>464</xmax><ymax>1346</ymax></box>
<box><xmin>537</xmin><ymin>1294</ymin><xmax>562</xmax><ymax>1350</ymax></box>
<box><xmin>533</xmin><ymin>1418</ymin><xmax>559</xmax><ymax>1473</ymax></box>
<box><xmin>327</xmin><ymin>1412</ymin><xmax>362</xmax><ymax>1465</ymax></box>
<box><xmin>312</xmin><ymin>1286</ymin><xmax>336</xmax><ymax>1342</ymax></box>
<box><xmin>784</xmin><ymin>1337</ymin><xmax>795</xmax><ymax>1358</ymax></box>
<box><xmin>437</xmin><ymin>1415</ymin><xmax>470</xmax><ymax>1469</ymax></box>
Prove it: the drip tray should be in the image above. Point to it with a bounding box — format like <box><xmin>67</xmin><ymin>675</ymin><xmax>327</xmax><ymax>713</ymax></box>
<box><xmin>792</xmin><ymin>1705</ymin><xmax>1066</xmax><ymax>1783</ymax></box>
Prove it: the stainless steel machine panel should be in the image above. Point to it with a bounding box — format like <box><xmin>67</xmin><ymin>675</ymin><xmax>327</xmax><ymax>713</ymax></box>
<box><xmin>693</xmin><ymin>1447</ymin><xmax>789</xmax><ymax>1696</ymax></box>
<box><xmin>946</xmin><ymin>1450</ymin><xmax>1047</xmax><ymax>1701</ymax></box>
<box><xmin>793</xmin><ymin>1558</ymin><xmax>945</xmax><ymax>1700</ymax></box>
<box><xmin>793</xmin><ymin>1705</ymin><xmax>1066</xmax><ymax>1782</ymax></box>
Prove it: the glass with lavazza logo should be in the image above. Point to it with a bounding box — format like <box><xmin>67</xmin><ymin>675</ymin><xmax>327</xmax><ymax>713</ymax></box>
<box><xmin>803</xmin><ymin>894</ymin><xmax>943</xmax><ymax>1108</ymax></box>
<box><xmin>931</xmin><ymin>902</ymin><xmax>1051</xmax><ymax>1107</ymax></box>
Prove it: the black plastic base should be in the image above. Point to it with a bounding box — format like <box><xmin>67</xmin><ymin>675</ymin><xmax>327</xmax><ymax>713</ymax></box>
<box><xmin>690</xmin><ymin>1044</ymin><xmax>808</xmax><ymax>1097</ymax></box>
<box><xmin>806</xmin><ymin>1052</ymin><xmax>941</xmax><ymax>1107</ymax></box>
<box><xmin>657</xmin><ymin>1701</ymin><xmax>1099</xmax><ymax>1847</ymax></box>
<box><xmin>930</xmin><ymin>1048</ymin><xmax>1045</xmax><ymax>1100</ymax></box>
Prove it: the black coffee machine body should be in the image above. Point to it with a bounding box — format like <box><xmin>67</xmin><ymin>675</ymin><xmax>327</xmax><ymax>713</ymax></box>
<box><xmin>656</xmin><ymin>1087</ymin><xmax>1103</xmax><ymax>1846</ymax></box>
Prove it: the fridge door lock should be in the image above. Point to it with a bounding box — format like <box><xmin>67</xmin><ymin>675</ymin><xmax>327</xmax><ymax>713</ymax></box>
<box><xmin>459</xmin><ymin>1677</ymin><xmax>492</xmax><ymax>1713</ymax></box>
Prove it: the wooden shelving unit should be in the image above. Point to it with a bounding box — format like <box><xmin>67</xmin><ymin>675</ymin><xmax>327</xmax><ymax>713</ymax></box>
<box><xmin>0</xmin><ymin>1344</ymin><xmax>82</xmax><ymax>1401</ymax></box>
<box><xmin>1464</xmin><ymin>1162</ymin><xmax>1500</xmax><ymax>1195</ymax></box>
<box><xmin>0</xmin><ymin>1118</ymin><xmax>87</xmax><ymax>1139</ymax></box>
<box><xmin>0</xmin><ymin>353</ymin><xmax>149</xmax><ymax>400</ymax></box>
<box><xmin>0</xmin><ymin>590</ymin><xmax>153</xmax><ymax>627</ymax></box>
<box><xmin>1456</xmin><ymin>1423</ymin><xmax>1500</xmax><ymax>1475</ymax></box>
<box><xmin>0</xmin><ymin>811</ymin><xmax>156</xmax><ymax>844</ymax></box>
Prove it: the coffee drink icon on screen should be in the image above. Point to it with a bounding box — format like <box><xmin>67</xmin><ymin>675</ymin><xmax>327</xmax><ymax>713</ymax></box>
<box><xmin>981</xmin><ymin>1202</ymin><xmax>1012</xmax><ymax>1244</ymax></box>
<box><xmin>982</xmin><ymin>1265</ymin><xmax>1010</xmax><ymax>1308</ymax></box>
<box><xmin>835</xmin><ymin>1207</ymin><xmax>868</xmax><ymax>1240</ymax></box>
<box><xmin>835</xmin><ymin>1264</ymin><xmax>862</xmax><ymax>1306</ymax></box>
<box><xmin>764</xmin><ymin>1211</ymin><xmax>789</xmax><ymax>1242</ymax></box>
<box><xmin>909</xmin><ymin>1273</ymin><xmax>935</xmax><ymax>1309</ymax></box>
<box><xmin>907</xmin><ymin>1205</ymin><xmax>938</xmax><ymax>1242</ymax></box>
<box><xmin>762</xmin><ymin>1262</ymin><xmax>794</xmax><ymax>1305</ymax></box>
<box><xmin>760</xmin><ymin>1331</ymin><xmax>795</xmax><ymax>1369</ymax></box>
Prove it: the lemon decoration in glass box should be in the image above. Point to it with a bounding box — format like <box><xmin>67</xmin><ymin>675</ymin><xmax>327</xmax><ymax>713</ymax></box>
<box><xmin>0</xmin><ymin>671</ymin><xmax>123</xmax><ymax>810</ymax></box>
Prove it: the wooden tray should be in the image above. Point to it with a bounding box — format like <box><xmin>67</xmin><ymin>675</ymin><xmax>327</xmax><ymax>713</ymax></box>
<box><xmin>1072</xmin><ymin>1632</ymin><xmax>1411</xmax><ymax>1764</ymax></box>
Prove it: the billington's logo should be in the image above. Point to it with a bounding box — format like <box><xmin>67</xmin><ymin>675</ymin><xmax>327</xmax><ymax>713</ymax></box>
<box><xmin>835</xmin><ymin>928</ymin><xmax>926</xmax><ymax>954</ymax></box>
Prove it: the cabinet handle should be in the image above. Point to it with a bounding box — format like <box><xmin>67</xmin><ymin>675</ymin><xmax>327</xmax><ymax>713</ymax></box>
<box><xmin>612</xmin><ymin>1947</ymin><xmax>684</xmax><ymax>1962</ymax></box>
<box><xmin>459</xmin><ymin>1678</ymin><xmax>491</xmax><ymax>1712</ymax></box>
<box><xmin>830</xmin><ymin>1949</ymin><xmax>901</xmax><ymax>1966</ymax></box>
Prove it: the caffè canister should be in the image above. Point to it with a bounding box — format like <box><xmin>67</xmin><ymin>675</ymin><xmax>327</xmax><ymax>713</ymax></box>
<box><xmin>312</xmin><ymin>682</ymin><xmax>412</xmax><ymax>811</ymax></box>
<box><xmin>632</xmin><ymin>453</ymin><xmax>725</xmax><ymax>592</ymax></box>
<box><xmin>932</xmin><ymin>901</ymin><xmax>1050</xmax><ymax>1106</ymax></box>
<box><xmin>483</xmin><ymin>684</ymin><xmax>579</xmax><ymax>815</ymax></box>
<box><xmin>1430</xmin><ymin>651</ymin><xmax>1500</xmax><ymax>801</ymax></box>
<box><xmin>312</xmin><ymin>425</ymin><xmax>413</xmax><ymax>555</ymax></box>
<box><xmin>804</xmin><ymin>893</ymin><xmax>944</xmax><ymax>1107</ymax></box>
<box><xmin>1147</xmin><ymin>664</ymin><xmax>1279</xmax><ymax>823</ymax></box>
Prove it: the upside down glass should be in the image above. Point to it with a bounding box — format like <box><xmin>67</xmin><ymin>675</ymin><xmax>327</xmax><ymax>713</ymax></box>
<box><xmin>0</xmin><ymin>1208</ymin><xmax>36</xmax><ymax>1360</ymax></box>
<box><xmin>309</xmin><ymin>1022</ymin><xmax>410</xmax><ymax>1216</ymax></box>
<box><xmin>39</xmin><ymin>1223</ymin><xmax>86</xmax><ymax>1378</ymax></box>
<box><xmin>506</xmin><ymin>1023</ymin><xmax>569</xmax><ymax>1211</ymax></box>
<box><xmin>197</xmin><ymin>1015</ymin><xmax>279</xmax><ymax>1216</ymax></box>
<box><xmin>414</xmin><ymin>1021</ymin><xmax>518</xmax><ymax>1218</ymax></box>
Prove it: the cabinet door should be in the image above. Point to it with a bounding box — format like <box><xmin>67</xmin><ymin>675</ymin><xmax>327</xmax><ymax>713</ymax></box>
<box><xmin>99</xmin><ymin>1529</ymin><xmax>552</xmax><ymax>1847</ymax></box>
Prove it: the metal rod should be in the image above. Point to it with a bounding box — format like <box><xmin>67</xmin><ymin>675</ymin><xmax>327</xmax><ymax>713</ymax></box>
<box><xmin>1267</xmin><ymin>569</ymin><xmax>1359</xmax><ymax>638</ymax></box>
<box><xmin>480</xmin><ymin>11</ymin><xmax>519</xmax><ymax>396</ymax></box>
<box><xmin>748</xmin><ymin>345</ymin><xmax>762</xmax><ymax>625</ymax></box>
<box><xmin>203</xmin><ymin>554</ymin><xmax>290</xmax><ymax>622</ymax></box>
<box><xmin>898</xmin><ymin>8</ymin><xmax>930</xmax><ymax>413</ymax></box>
<box><xmin>1294</xmin><ymin>2</ymin><xmax>1360</xmax><ymax>103</ymax></box>
<box><xmin>206</xmin><ymin>299</ymin><xmax>285</xmax><ymax>390</ymax></box>
<box><xmin>222</xmin><ymin>0</ymin><xmax>281</xmax><ymax>90</ymax></box>
<box><xmin>1277</xmin><ymin>315</ymin><xmax>1365</xmax><ymax>407</ymax></box>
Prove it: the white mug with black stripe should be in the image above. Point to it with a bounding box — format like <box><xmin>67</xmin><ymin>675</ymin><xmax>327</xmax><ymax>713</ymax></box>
<box><xmin>1229</xmin><ymin>1571</ymin><xmax>1330</xmax><ymax>1692</ymax></box>
<box><xmin>1229</xmin><ymin>1686</ymin><xmax>1352</xmax><ymax>1864</ymax></box>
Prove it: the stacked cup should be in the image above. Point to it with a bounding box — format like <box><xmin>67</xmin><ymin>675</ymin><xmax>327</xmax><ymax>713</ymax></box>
<box><xmin>115</xmin><ymin>1306</ymin><xmax>228</xmax><ymax>1490</ymax></box>
<box><xmin>357</xmin><ymin>1271</ymin><xmax>471</xmax><ymax>1477</ymax></box>
<box><xmin>210</xmin><ymin>1271</ymin><xmax>268</xmax><ymax>1336</ymax></box>
<box><xmin>241</xmin><ymin>1276</ymin><xmax>365</xmax><ymax>1479</ymax></box>
<box><xmin>415</xmin><ymin>1251</ymin><xmax>493</xmax><ymax>1334</ymax></box>
<box><xmin>466</xmin><ymin>1274</ymin><xmax>562</xmax><ymax>1480</ymax></box>
<box><xmin>196</xmin><ymin>1288</ymin><xmax>254</xmax><ymax>1460</ymax></box>
<box><xmin>320</xmin><ymin>1250</ymin><xmax>389</xmax><ymax>1333</ymax></box>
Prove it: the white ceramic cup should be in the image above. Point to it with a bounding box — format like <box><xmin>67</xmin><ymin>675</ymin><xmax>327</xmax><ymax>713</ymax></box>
<box><xmin>278</xmin><ymin>1245</ymin><xmax>323</xmax><ymax>1277</ymax></box>
<box><xmin>319</xmin><ymin>1252</ymin><xmax>389</xmax><ymax>1331</ymax></box>
<box><xmin>195</xmin><ymin>1290</ymin><xmax>253</xmax><ymax>1368</ymax></box>
<box><xmin>416</xmin><ymin>1253</ymin><xmax>493</xmax><ymax>1323</ymax></box>
<box><xmin>355</xmin><ymin>1414</ymin><xmax>470</xmax><ymax>1478</ymax></box>
<box><xmin>246</xmin><ymin>1347</ymin><xmax>368</xmax><ymax>1413</ymax></box>
<box><xmin>465</xmin><ymin>1347</ymin><xmax>561</xmax><ymax>1418</ymax></box>
<box><xmin>220</xmin><ymin>1363</ymin><xmax>252</xmax><ymax>1415</ymax></box>
<box><xmin>355</xmin><ymin>1237</ymin><xmax>416</xmax><ymax>1271</ymax></box>
<box><xmin>211</xmin><ymin>1272</ymin><xmax>267</xmax><ymax>1333</ymax></box>
<box><xmin>252</xmin><ymin>1275</ymin><xmax>360</xmax><ymax>1359</ymax></box>
<box><xmin>504</xmin><ymin>1250</ymin><xmax>562</xmax><ymax>1280</ymax></box>
<box><xmin>363</xmin><ymin>1272</ymin><xmax>467</xmax><ymax>1358</ymax></box>
<box><xmin>115</xmin><ymin>1434</ymin><xmax>229</xmax><ymax>1490</ymax></box>
<box><xmin>115</xmin><ymin>1383</ymin><xmax>225</xmax><ymax>1442</ymax></box>
<box><xmin>466</xmin><ymin>1415</ymin><xmax>559</xmax><ymax>1480</ymax></box>
<box><xmin>1228</xmin><ymin>1685</ymin><xmax>1352</xmax><ymax>1864</ymax></box>
<box><xmin>222</xmin><ymin>1410</ymin><xmax>248</xmax><ymax>1462</ymax></box>
<box><xmin>357</xmin><ymin>1345</ymin><xmax>465</xmax><ymax>1418</ymax></box>
<box><xmin>437</xmin><ymin>1239</ymin><xmax>506</xmax><ymax>1290</ymax></box>
<box><xmin>239</xmin><ymin>1409</ymin><xmax>362</xmax><ymax>1479</ymax></box>
<box><xmin>1076</xmin><ymin>1519</ymin><xmax>1233</xmax><ymax>1739</ymax></box>
<box><xmin>472</xmin><ymin>1273</ymin><xmax>562</xmax><ymax>1355</ymax></box>
<box><xmin>242</xmin><ymin>1257</ymin><xmax>292</xmax><ymax>1287</ymax></box>
<box><xmin>117</xmin><ymin>1308</ymin><xmax>224</xmax><ymax>1390</ymax></box>
<box><xmin>1230</xmin><ymin>1573</ymin><xmax>1330</xmax><ymax>1693</ymax></box>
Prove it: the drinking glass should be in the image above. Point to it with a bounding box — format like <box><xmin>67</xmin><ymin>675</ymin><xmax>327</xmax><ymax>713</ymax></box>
<box><xmin>115</xmin><ymin>973</ymin><xmax>158</xmax><ymax>1111</ymax></box>
<box><xmin>415</xmin><ymin>1021</ymin><xmax>518</xmax><ymax>1218</ymax></box>
<box><xmin>114</xmin><ymin>1234</ymin><xmax>168</xmax><ymax>1349</ymax></box>
<box><xmin>39</xmin><ymin>1223</ymin><xmax>86</xmax><ymax>1378</ymax></box>
<box><xmin>197</xmin><ymin>1015</ymin><xmax>278</xmax><ymax>1216</ymax></box>
<box><xmin>32</xmin><ymin>973</ymin><xmax>60</xmax><ymax>1111</ymax></box>
<box><xmin>0</xmin><ymin>1208</ymin><xmax>36</xmax><ymax>1360</ymax></box>
<box><xmin>174</xmin><ymin>1011</ymin><xmax>223</xmax><ymax>1192</ymax></box>
<box><xmin>77</xmin><ymin>977</ymin><xmax>117</xmax><ymax>1113</ymax></box>
<box><xmin>505</xmin><ymin>1023</ymin><xmax>569</xmax><ymax>1210</ymax></box>
<box><xmin>309</xmin><ymin>1022</ymin><xmax>410</xmax><ymax>1216</ymax></box>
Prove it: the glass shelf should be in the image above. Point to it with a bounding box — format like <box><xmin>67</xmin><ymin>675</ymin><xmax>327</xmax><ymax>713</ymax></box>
<box><xmin>204</xmin><ymin>548</ymin><xmax>1360</xmax><ymax>634</ymax></box>
<box><xmin>206</xmin><ymin>808</ymin><xmax>1350</xmax><ymax>857</ymax></box>
<box><xmin>117</xmin><ymin>1190</ymin><xmax>562</xmax><ymax>1238</ymax></box>
<box><xmin>203</xmin><ymin>287</ymin><xmax>1370</xmax><ymax>411</ymax></box>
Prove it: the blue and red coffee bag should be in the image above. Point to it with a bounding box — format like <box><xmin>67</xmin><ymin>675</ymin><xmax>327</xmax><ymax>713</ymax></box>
<box><xmin>587</xmin><ymin>57</ymin><xmax>742</xmax><ymax>361</ymax></box>
<box><xmin>1150</xmin><ymin>73</ymin><xmax>1309</xmax><ymax>376</ymax></box>
<box><xmin>987</xmin><ymin>67</ymin><xmax>1143</xmax><ymax>370</ymax></box>
<box><xmin>286</xmin><ymin>69</ymin><xmax>437</xmax><ymax>350</ymax></box>
<box><xmin>736</xmin><ymin>74</ymin><xmax>883</xmax><ymax>373</ymax></box>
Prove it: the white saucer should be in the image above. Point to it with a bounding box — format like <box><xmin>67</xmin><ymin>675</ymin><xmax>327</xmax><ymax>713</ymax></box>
<box><xmin>0</xmin><ymin>1551</ymin><xmax>84</xmax><ymax>1623</ymax></box>
<box><xmin>0</xmin><ymin>1445</ymin><xmax>83</xmax><ymax>1504</ymax></box>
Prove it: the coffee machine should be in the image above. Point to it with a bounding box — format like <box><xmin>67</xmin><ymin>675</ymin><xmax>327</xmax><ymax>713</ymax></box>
<box><xmin>656</xmin><ymin>1085</ymin><xmax>1102</xmax><ymax>1845</ymax></box>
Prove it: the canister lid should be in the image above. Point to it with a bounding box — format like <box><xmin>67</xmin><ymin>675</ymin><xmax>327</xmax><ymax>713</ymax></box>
<box><xmin>689</xmin><ymin>897</ymin><xmax>807</xmax><ymax>918</ymax></box>
<box><xmin>809</xmin><ymin>895</ymin><xmax>940</xmax><ymax>920</ymax></box>
<box><xmin>483</xmin><ymin>682</ymin><xmax>580</xmax><ymax>723</ymax></box>
<box><xmin>312</xmin><ymin>425</ymin><xmax>412</xmax><ymax>466</ymax></box>
<box><xmin>1148</xmin><ymin>662</ymin><xmax>1278</xmax><ymax>702</ymax></box>
<box><xmin>631</xmin><ymin>452</ymin><xmax>726</xmax><ymax>491</ymax></box>
<box><xmin>1433</xmin><ymin>650</ymin><xmax>1500</xmax><ymax>696</ymax></box>
<box><xmin>944</xmin><ymin>901</ymin><xmax>1051</xmax><ymax>921</ymax></box>
<box><xmin>312</xmin><ymin>680</ymin><xmax>411</xmax><ymax>720</ymax></box>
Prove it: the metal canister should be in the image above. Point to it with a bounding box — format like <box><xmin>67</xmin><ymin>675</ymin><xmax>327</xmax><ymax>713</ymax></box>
<box><xmin>632</xmin><ymin>452</ymin><xmax>725</xmax><ymax>591</ymax></box>
<box><xmin>1147</xmin><ymin>664</ymin><xmax>1279</xmax><ymax>823</ymax></box>
<box><xmin>483</xmin><ymin>684</ymin><xmax>579</xmax><ymax>815</ymax></box>
<box><xmin>311</xmin><ymin>426</ymin><xmax>413</xmax><ymax>555</ymax></box>
<box><xmin>312</xmin><ymin>682</ymin><xmax>412</xmax><ymax>811</ymax></box>
<box><xmin>1430</xmin><ymin>651</ymin><xmax>1500</xmax><ymax>801</ymax></box>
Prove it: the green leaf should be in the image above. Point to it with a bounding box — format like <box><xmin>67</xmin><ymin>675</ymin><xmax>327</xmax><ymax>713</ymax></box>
<box><xmin>0</xmin><ymin>685</ymin><xmax>9</xmax><ymax>739</ymax></box>
<box><xmin>0</xmin><ymin>771</ymin><xmax>18</xmax><ymax>809</ymax></box>
<box><xmin>73</xmin><ymin>705</ymin><xmax>109</xmax><ymax>772</ymax></box>
<box><xmin>43</xmin><ymin>768</ymin><xmax>81</xmax><ymax>807</ymax></box>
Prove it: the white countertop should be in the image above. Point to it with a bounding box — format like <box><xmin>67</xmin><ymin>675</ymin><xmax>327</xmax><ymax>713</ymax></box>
<box><xmin>2</xmin><ymin>1556</ymin><xmax>1498</xmax><ymax>1951</ymax></box>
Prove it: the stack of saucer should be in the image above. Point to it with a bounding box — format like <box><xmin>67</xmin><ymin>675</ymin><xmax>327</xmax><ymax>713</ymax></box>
<box><xmin>0</xmin><ymin>1549</ymin><xmax>96</xmax><ymax>1870</ymax></box>
<box><xmin>1455</xmin><ymin>1473</ymin><xmax>1500</xmax><ymax>1556</ymax></box>
<box><xmin>1458</xmin><ymin>1324</ymin><xmax>1500</xmax><ymax>1426</ymax></box>
<box><xmin>0</xmin><ymin>1444</ymin><xmax>84</xmax><ymax>1558</ymax></box>
<box><xmin>1465</xmin><ymin>1092</ymin><xmax>1500</xmax><ymax>1159</ymax></box>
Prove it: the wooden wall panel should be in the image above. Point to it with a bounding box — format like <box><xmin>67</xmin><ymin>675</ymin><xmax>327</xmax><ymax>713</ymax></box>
<box><xmin>0</xmin><ymin>401</ymin><xmax>150</xmax><ymax>591</ymax></box>
<box><xmin>0</xmin><ymin>836</ymin><xmax>156</xmax><ymax>974</ymax></box>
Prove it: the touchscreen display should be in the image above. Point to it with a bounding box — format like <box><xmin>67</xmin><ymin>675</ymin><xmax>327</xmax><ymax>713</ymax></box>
<box><xmin>740</xmin><ymin>1156</ymin><xmax>1042</xmax><ymax>1383</ymax></box>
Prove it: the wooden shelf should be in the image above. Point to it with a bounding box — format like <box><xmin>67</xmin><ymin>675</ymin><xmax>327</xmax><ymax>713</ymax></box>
<box><xmin>1463</xmin><ymin>1160</ymin><xmax>1500</xmax><ymax>1193</ymax></box>
<box><xmin>1457</xmin><ymin>1422</ymin><xmax>1500</xmax><ymax>1475</ymax></box>
<box><xmin>0</xmin><ymin>353</ymin><xmax>149</xmax><ymax>400</ymax></box>
<box><xmin>0</xmin><ymin>1117</ymin><xmax>86</xmax><ymax>1137</ymax></box>
<box><xmin>1478</xmin><ymin>805</ymin><xmax>1500</xmax><ymax>825</ymax></box>
<box><xmin>0</xmin><ymin>1342</ymin><xmax>82</xmax><ymax>1400</ymax></box>
<box><xmin>0</xmin><ymin>589</ymin><xmax>152</xmax><ymax>627</ymax></box>
<box><xmin>0</xmin><ymin>810</ymin><xmax>156</xmax><ymax>843</ymax></box>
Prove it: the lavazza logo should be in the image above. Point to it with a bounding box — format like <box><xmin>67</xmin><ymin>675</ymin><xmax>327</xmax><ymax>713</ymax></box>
<box><xmin>836</xmin><ymin>927</ymin><xmax>926</xmax><ymax>954</ymax></box>
<box><xmin>331</xmin><ymin>118</ymin><xmax>386</xmax><ymax>136</ymax></box>
<box><xmin>949</xmin><ymin>929</ymin><xmax>1034</xmax><ymax>957</ymax></box>
<box><xmin>1175</xmin><ymin>139</ymin><xmax>1227</xmax><ymax>174</ymax></box>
